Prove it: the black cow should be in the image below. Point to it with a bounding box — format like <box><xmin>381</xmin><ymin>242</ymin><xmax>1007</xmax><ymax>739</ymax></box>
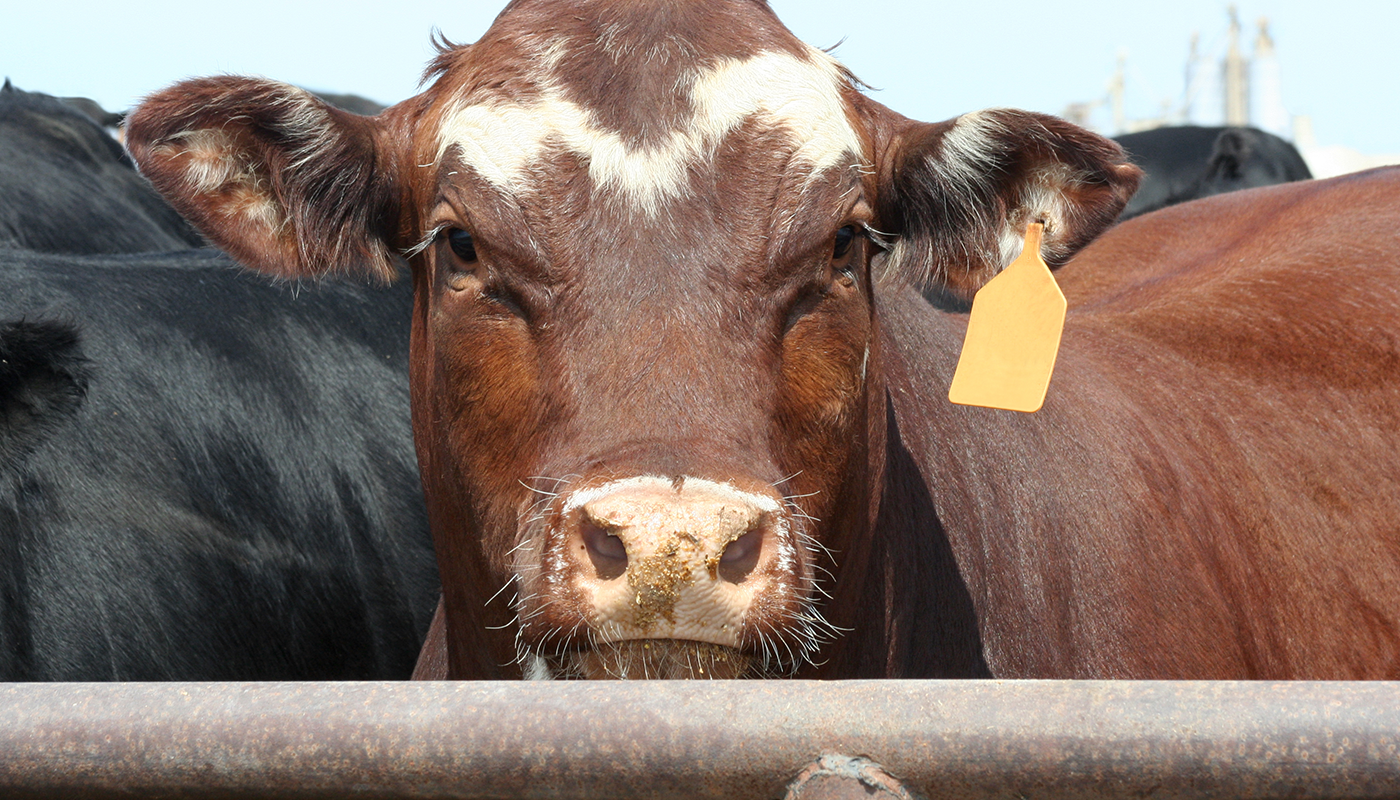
<box><xmin>0</xmin><ymin>81</ymin><xmax>204</xmax><ymax>253</ymax></box>
<box><xmin>0</xmin><ymin>248</ymin><xmax>437</xmax><ymax>680</ymax></box>
<box><xmin>58</xmin><ymin>96</ymin><xmax>125</xmax><ymax>129</ymax></box>
<box><xmin>1114</xmin><ymin>125</ymin><xmax>1312</xmax><ymax>219</ymax></box>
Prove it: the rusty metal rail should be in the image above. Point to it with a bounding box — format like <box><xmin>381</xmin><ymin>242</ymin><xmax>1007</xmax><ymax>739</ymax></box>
<box><xmin>0</xmin><ymin>680</ymin><xmax>1396</xmax><ymax>799</ymax></box>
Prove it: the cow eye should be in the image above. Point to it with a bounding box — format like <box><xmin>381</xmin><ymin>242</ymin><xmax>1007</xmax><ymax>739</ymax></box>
<box><xmin>832</xmin><ymin>225</ymin><xmax>856</xmax><ymax>260</ymax></box>
<box><xmin>447</xmin><ymin>228</ymin><xmax>477</xmax><ymax>263</ymax></box>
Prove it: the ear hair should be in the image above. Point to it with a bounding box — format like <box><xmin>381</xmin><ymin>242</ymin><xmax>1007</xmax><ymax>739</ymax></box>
<box><xmin>126</xmin><ymin>77</ymin><xmax>403</xmax><ymax>281</ymax></box>
<box><xmin>877</xmin><ymin>109</ymin><xmax>1141</xmax><ymax>299</ymax></box>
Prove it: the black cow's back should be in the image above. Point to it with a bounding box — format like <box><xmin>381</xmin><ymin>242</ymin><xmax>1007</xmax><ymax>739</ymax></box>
<box><xmin>0</xmin><ymin>82</ymin><xmax>205</xmax><ymax>254</ymax></box>
<box><xmin>0</xmin><ymin>249</ymin><xmax>436</xmax><ymax>681</ymax></box>
<box><xmin>1114</xmin><ymin>125</ymin><xmax>1312</xmax><ymax>220</ymax></box>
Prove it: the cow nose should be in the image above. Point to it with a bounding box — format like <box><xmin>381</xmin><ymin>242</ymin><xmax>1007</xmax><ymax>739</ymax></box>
<box><xmin>579</xmin><ymin>508</ymin><xmax>764</xmax><ymax>584</ymax></box>
<box><xmin>565</xmin><ymin>477</ymin><xmax>782</xmax><ymax>635</ymax></box>
<box><xmin>717</xmin><ymin>528</ymin><xmax>762</xmax><ymax>583</ymax></box>
<box><xmin>580</xmin><ymin>518</ymin><xmax>628</xmax><ymax>580</ymax></box>
<box><xmin>577</xmin><ymin>484</ymin><xmax>772</xmax><ymax>581</ymax></box>
<box><xmin>560</xmin><ymin>479</ymin><xmax>795</xmax><ymax>647</ymax></box>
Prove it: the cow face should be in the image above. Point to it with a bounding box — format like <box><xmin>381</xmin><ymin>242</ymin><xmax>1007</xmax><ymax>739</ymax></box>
<box><xmin>127</xmin><ymin>0</ymin><xmax>1137</xmax><ymax>679</ymax></box>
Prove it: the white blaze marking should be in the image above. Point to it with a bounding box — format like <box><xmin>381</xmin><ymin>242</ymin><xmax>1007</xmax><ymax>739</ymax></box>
<box><xmin>436</xmin><ymin>49</ymin><xmax>863</xmax><ymax>214</ymax></box>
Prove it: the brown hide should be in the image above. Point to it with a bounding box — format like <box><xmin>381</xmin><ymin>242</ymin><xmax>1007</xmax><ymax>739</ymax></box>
<box><xmin>853</xmin><ymin>169</ymin><xmax>1400</xmax><ymax>679</ymax></box>
<box><xmin>125</xmin><ymin>0</ymin><xmax>1400</xmax><ymax>681</ymax></box>
<box><xmin>413</xmin><ymin>168</ymin><xmax>1400</xmax><ymax>680</ymax></box>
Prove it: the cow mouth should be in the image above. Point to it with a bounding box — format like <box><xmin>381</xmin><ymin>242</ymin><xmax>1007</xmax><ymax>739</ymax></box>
<box><xmin>540</xmin><ymin>639</ymin><xmax>755</xmax><ymax>680</ymax></box>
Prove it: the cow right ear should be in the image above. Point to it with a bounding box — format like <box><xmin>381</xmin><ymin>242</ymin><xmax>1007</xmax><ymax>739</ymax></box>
<box><xmin>125</xmin><ymin>77</ymin><xmax>406</xmax><ymax>281</ymax></box>
<box><xmin>876</xmin><ymin>108</ymin><xmax>1141</xmax><ymax>301</ymax></box>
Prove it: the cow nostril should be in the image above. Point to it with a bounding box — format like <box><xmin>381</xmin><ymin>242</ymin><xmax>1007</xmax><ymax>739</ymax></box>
<box><xmin>718</xmin><ymin>528</ymin><xmax>762</xmax><ymax>584</ymax></box>
<box><xmin>581</xmin><ymin>521</ymin><xmax>628</xmax><ymax>580</ymax></box>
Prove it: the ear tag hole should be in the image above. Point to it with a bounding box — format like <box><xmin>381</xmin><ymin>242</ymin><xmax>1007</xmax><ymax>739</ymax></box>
<box><xmin>948</xmin><ymin>222</ymin><xmax>1066</xmax><ymax>413</ymax></box>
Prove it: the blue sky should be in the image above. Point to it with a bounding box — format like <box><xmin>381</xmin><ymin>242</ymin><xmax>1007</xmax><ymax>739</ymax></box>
<box><xmin>4</xmin><ymin>1</ymin><xmax>1395</xmax><ymax>153</ymax></box>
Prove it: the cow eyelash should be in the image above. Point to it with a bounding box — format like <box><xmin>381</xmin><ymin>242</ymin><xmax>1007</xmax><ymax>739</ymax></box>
<box><xmin>857</xmin><ymin>223</ymin><xmax>893</xmax><ymax>252</ymax></box>
<box><xmin>404</xmin><ymin>225</ymin><xmax>481</xmax><ymax>264</ymax></box>
<box><xmin>402</xmin><ymin>223</ymin><xmax>447</xmax><ymax>259</ymax></box>
<box><xmin>833</xmin><ymin>224</ymin><xmax>890</xmax><ymax>261</ymax></box>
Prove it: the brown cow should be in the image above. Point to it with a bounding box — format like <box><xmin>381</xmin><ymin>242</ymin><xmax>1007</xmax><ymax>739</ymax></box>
<box><xmin>126</xmin><ymin>0</ymin><xmax>1400</xmax><ymax>680</ymax></box>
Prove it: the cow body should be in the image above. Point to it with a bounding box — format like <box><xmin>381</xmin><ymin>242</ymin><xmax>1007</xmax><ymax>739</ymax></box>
<box><xmin>128</xmin><ymin>0</ymin><xmax>1400</xmax><ymax>681</ymax></box>
<box><xmin>0</xmin><ymin>82</ymin><xmax>204</xmax><ymax>254</ymax></box>
<box><xmin>0</xmin><ymin>249</ymin><xmax>437</xmax><ymax>680</ymax></box>
<box><xmin>1114</xmin><ymin>125</ymin><xmax>1313</xmax><ymax>220</ymax></box>
<box><xmin>845</xmin><ymin>170</ymin><xmax>1400</xmax><ymax>679</ymax></box>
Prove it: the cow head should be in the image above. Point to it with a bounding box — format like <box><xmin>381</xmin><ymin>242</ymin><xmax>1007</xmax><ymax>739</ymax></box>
<box><xmin>127</xmin><ymin>0</ymin><xmax>1138</xmax><ymax>679</ymax></box>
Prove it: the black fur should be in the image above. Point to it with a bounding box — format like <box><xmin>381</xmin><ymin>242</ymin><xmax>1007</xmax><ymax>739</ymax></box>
<box><xmin>1114</xmin><ymin>125</ymin><xmax>1313</xmax><ymax>220</ymax></box>
<box><xmin>0</xmin><ymin>319</ymin><xmax>90</xmax><ymax>474</ymax></box>
<box><xmin>0</xmin><ymin>248</ymin><xmax>436</xmax><ymax>680</ymax></box>
<box><xmin>0</xmin><ymin>81</ymin><xmax>205</xmax><ymax>254</ymax></box>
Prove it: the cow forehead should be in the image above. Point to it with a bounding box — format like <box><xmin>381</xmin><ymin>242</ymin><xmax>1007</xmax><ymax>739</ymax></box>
<box><xmin>432</xmin><ymin>47</ymin><xmax>864</xmax><ymax>215</ymax></box>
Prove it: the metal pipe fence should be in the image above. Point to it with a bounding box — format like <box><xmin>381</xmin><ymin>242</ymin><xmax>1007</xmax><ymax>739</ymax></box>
<box><xmin>0</xmin><ymin>680</ymin><xmax>1396</xmax><ymax>799</ymax></box>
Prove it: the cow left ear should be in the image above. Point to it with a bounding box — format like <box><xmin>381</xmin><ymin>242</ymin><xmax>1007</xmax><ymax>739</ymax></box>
<box><xmin>126</xmin><ymin>77</ymin><xmax>405</xmax><ymax>281</ymax></box>
<box><xmin>876</xmin><ymin>108</ymin><xmax>1141</xmax><ymax>299</ymax></box>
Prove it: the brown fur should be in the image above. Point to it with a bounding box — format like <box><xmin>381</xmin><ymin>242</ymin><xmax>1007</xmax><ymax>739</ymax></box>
<box><xmin>126</xmin><ymin>78</ymin><xmax>415</xmax><ymax>282</ymax></box>
<box><xmin>847</xmin><ymin>170</ymin><xmax>1400</xmax><ymax>679</ymax></box>
<box><xmin>127</xmin><ymin>0</ymin><xmax>1400</xmax><ymax>681</ymax></box>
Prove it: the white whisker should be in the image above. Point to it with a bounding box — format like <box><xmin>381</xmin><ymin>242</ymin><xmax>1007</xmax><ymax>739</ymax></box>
<box><xmin>772</xmin><ymin>470</ymin><xmax>804</xmax><ymax>487</ymax></box>
<box><xmin>484</xmin><ymin>575</ymin><xmax>517</xmax><ymax>607</ymax></box>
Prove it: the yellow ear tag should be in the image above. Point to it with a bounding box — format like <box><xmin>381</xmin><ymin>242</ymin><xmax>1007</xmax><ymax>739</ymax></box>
<box><xmin>948</xmin><ymin>222</ymin><xmax>1066</xmax><ymax>413</ymax></box>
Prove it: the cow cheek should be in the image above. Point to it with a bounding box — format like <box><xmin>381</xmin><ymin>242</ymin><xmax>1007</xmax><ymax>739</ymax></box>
<box><xmin>431</xmin><ymin>314</ymin><xmax>546</xmax><ymax>506</ymax></box>
<box><xmin>775</xmin><ymin>309</ymin><xmax>870</xmax><ymax>507</ymax></box>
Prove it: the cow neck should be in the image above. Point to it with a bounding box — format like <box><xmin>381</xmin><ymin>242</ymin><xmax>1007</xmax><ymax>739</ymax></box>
<box><xmin>840</xmin><ymin>278</ymin><xmax>1006</xmax><ymax>678</ymax></box>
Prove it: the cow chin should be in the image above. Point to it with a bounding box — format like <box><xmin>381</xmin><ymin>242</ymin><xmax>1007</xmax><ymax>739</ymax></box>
<box><xmin>540</xmin><ymin>640</ymin><xmax>755</xmax><ymax>680</ymax></box>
